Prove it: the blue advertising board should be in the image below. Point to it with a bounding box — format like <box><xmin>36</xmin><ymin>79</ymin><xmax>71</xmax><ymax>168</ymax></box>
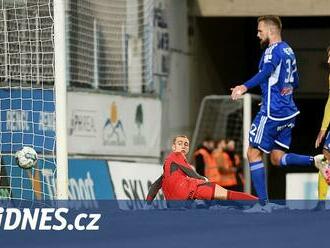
<box><xmin>0</xmin><ymin>88</ymin><xmax>55</xmax><ymax>153</ymax></box>
<box><xmin>68</xmin><ymin>159</ymin><xmax>114</xmax><ymax>200</ymax></box>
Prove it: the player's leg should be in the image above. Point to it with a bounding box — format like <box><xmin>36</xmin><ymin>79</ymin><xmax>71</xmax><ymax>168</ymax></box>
<box><xmin>270</xmin><ymin>117</ymin><xmax>314</xmax><ymax>168</ymax></box>
<box><xmin>270</xmin><ymin>149</ymin><xmax>314</xmax><ymax>167</ymax></box>
<box><xmin>194</xmin><ymin>182</ymin><xmax>257</xmax><ymax>200</ymax></box>
<box><xmin>317</xmin><ymin>146</ymin><xmax>330</xmax><ymax>203</ymax></box>
<box><xmin>247</xmin><ymin>146</ymin><xmax>268</xmax><ymax>203</ymax></box>
<box><xmin>318</xmin><ymin>132</ymin><xmax>330</xmax><ymax>190</ymax></box>
<box><xmin>318</xmin><ymin>170</ymin><xmax>328</xmax><ymax>200</ymax></box>
<box><xmin>246</xmin><ymin>112</ymin><xmax>269</xmax><ymax>203</ymax></box>
<box><xmin>221</xmin><ymin>186</ymin><xmax>258</xmax><ymax>200</ymax></box>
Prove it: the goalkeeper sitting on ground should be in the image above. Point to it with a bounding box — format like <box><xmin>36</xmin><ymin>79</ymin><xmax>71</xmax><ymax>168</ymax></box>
<box><xmin>146</xmin><ymin>135</ymin><xmax>257</xmax><ymax>205</ymax></box>
<box><xmin>315</xmin><ymin>45</ymin><xmax>330</xmax><ymax>200</ymax></box>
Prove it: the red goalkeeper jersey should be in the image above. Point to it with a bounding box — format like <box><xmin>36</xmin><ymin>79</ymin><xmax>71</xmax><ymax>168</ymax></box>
<box><xmin>147</xmin><ymin>152</ymin><xmax>214</xmax><ymax>201</ymax></box>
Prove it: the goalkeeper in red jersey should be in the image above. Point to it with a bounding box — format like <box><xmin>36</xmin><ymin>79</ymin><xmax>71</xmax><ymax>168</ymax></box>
<box><xmin>146</xmin><ymin>135</ymin><xmax>257</xmax><ymax>205</ymax></box>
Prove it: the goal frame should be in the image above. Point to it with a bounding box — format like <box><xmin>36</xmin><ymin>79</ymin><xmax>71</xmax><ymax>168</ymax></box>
<box><xmin>54</xmin><ymin>0</ymin><xmax>68</xmax><ymax>200</ymax></box>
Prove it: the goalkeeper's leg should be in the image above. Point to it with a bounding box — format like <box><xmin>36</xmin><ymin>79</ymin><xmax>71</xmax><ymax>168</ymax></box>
<box><xmin>193</xmin><ymin>182</ymin><xmax>258</xmax><ymax>201</ymax></box>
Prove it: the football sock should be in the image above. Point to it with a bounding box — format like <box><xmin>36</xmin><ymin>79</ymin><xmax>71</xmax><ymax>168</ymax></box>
<box><xmin>279</xmin><ymin>153</ymin><xmax>313</xmax><ymax>167</ymax></box>
<box><xmin>227</xmin><ymin>190</ymin><xmax>258</xmax><ymax>201</ymax></box>
<box><xmin>249</xmin><ymin>161</ymin><xmax>268</xmax><ymax>204</ymax></box>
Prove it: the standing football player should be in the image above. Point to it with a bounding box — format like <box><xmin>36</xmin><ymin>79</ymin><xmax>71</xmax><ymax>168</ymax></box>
<box><xmin>231</xmin><ymin>15</ymin><xmax>329</xmax><ymax>208</ymax></box>
<box><xmin>315</xmin><ymin>46</ymin><xmax>330</xmax><ymax>201</ymax></box>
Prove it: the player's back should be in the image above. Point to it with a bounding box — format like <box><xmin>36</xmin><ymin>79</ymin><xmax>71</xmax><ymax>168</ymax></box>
<box><xmin>259</xmin><ymin>42</ymin><xmax>300</xmax><ymax>121</ymax></box>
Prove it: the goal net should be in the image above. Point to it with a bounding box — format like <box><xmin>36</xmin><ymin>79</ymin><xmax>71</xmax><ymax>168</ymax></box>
<box><xmin>68</xmin><ymin>0</ymin><xmax>154</xmax><ymax>93</ymax></box>
<box><xmin>0</xmin><ymin>0</ymin><xmax>156</xmax><ymax>201</ymax></box>
<box><xmin>0</xmin><ymin>0</ymin><xmax>56</xmax><ymax>201</ymax></box>
<box><xmin>190</xmin><ymin>94</ymin><xmax>261</xmax><ymax>193</ymax></box>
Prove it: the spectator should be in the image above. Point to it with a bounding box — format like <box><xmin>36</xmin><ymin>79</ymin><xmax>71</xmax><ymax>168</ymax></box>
<box><xmin>193</xmin><ymin>137</ymin><xmax>215</xmax><ymax>177</ymax></box>
<box><xmin>225</xmin><ymin>139</ymin><xmax>244</xmax><ymax>192</ymax></box>
<box><xmin>213</xmin><ymin>139</ymin><xmax>238</xmax><ymax>190</ymax></box>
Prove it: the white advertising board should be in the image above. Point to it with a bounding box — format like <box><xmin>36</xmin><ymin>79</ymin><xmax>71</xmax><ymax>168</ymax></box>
<box><xmin>286</xmin><ymin>173</ymin><xmax>330</xmax><ymax>209</ymax></box>
<box><xmin>108</xmin><ymin>161</ymin><xmax>166</xmax><ymax>210</ymax></box>
<box><xmin>68</xmin><ymin>92</ymin><xmax>161</xmax><ymax>158</ymax></box>
<box><xmin>286</xmin><ymin>173</ymin><xmax>320</xmax><ymax>200</ymax></box>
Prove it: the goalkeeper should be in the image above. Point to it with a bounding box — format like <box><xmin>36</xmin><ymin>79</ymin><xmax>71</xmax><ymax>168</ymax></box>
<box><xmin>315</xmin><ymin>46</ymin><xmax>330</xmax><ymax>200</ymax></box>
<box><xmin>146</xmin><ymin>135</ymin><xmax>257</xmax><ymax>205</ymax></box>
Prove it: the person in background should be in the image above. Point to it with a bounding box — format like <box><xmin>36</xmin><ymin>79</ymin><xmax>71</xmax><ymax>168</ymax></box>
<box><xmin>212</xmin><ymin>139</ymin><xmax>238</xmax><ymax>190</ymax></box>
<box><xmin>193</xmin><ymin>137</ymin><xmax>215</xmax><ymax>177</ymax></box>
<box><xmin>225</xmin><ymin>139</ymin><xmax>244</xmax><ymax>192</ymax></box>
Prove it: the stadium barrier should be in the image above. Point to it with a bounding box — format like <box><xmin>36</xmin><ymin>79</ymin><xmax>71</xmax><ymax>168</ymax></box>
<box><xmin>1</xmin><ymin>158</ymin><xmax>164</xmax><ymax>205</ymax></box>
<box><xmin>108</xmin><ymin>161</ymin><xmax>166</xmax><ymax>210</ymax></box>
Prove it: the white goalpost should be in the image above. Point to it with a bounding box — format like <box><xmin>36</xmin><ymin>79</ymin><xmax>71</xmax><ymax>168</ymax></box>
<box><xmin>54</xmin><ymin>0</ymin><xmax>68</xmax><ymax>200</ymax></box>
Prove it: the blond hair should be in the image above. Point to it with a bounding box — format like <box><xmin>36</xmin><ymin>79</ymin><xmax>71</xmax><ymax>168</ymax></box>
<box><xmin>257</xmin><ymin>15</ymin><xmax>282</xmax><ymax>31</ymax></box>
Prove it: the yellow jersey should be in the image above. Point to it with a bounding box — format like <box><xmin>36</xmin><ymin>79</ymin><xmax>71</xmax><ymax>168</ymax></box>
<box><xmin>321</xmin><ymin>74</ymin><xmax>330</xmax><ymax>131</ymax></box>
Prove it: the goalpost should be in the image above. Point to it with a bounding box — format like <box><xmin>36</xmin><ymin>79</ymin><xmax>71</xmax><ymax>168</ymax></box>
<box><xmin>0</xmin><ymin>0</ymin><xmax>68</xmax><ymax>200</ymax></box>
<box><xmin>190</xmin><ymin>94</ymin><xmax>261</xmax><ymax>193</ymax></box>
<box><xmin>54</xmin><ymin>0</ymin><xmax>68</xmax><ymax>200</ymax></box>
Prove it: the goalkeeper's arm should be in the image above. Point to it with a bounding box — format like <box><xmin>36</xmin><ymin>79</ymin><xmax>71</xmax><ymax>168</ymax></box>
<box><xmin>176</xmin><ymin>163</ymin><xmax>207</xmax><ymax>180</ymax></box>
<box><xmin>146</xmin><ymin>175</ymin><xmax>163</xmax><ymax>204</ymax></box>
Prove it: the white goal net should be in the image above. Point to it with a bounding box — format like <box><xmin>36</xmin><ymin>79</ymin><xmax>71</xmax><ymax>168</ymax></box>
<box><xmin>0</xmin><ymin>0</ymin><xmax>157</xmax><ymax>201</ymax></box>
<box><xmin>0</xmin><ymin>0</ymin><xmax>56</xmax><ymax>201</ymax></box>
<box><xmin>68</xmin><ymin>0</ymin><xmax>154</xmax><ymax>93</ymax></box>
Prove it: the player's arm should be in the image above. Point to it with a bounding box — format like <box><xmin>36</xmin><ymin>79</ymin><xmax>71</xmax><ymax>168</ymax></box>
<box><xmin>146</xmin><ymin>175</ymin><xmax>163</xmax><ymax>204</ymax></box>
<box><xmin>231</xmin><ymin>63</ymin><xmax>275</xmax><ymax>100</ymax></box>
<box><xmin>231</xmin><ymin>48</ymin><xmax>281</xmax><ymax>100</ymax></box>
<box><xmin>177</xmin><ymin>163</ymin><xmax>206</xmax><ymax>180</ymax></box>
<box><xmin>243</xmin><ymin>63</ymin><xmax>276</xmax><ymax>89</ymax></box>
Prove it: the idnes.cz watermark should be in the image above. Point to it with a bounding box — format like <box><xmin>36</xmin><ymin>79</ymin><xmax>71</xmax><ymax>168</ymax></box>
<box><xmin>0</xmin><ymin>207</ymin><xmax>101</xmax><ymax>231</ymax></box>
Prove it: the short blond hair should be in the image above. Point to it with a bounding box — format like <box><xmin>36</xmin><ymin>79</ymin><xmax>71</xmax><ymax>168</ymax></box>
<box><xmin>172</xmin><ymin>135</ymin><xmax>189</xmax><ymax>144</ymax></box>
<box><xmin>257</xmin><ymin>15</ymin><xmax>282</xmax><ymax>31</ymax></box>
